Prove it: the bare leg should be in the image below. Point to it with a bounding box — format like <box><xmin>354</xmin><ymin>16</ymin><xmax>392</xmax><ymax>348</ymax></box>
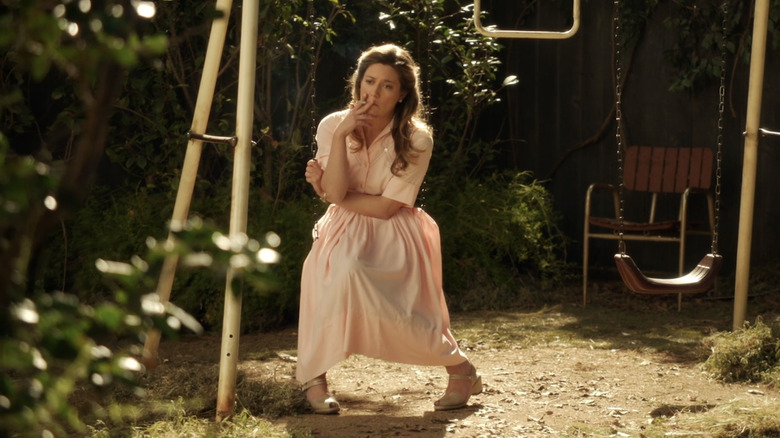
<box><xmin>434</xmin><ymin>359</ymin><xmax>482</xmax><ymax>411</ymax></box>
<box><xmin>443</xmin><ymin>360</ymin><xmax>474</xmax><ymax>398</ymax></box>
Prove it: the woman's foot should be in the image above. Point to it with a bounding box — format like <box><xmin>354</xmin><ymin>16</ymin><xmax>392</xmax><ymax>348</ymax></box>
<box><xmin>434</xmin><ymin>361</ymin><xmax>482</xmax><ymax>411</ymax></box>
<box><xmin>302</xmin><ymin>377</ymin><xmax>340</xmax><ymax>415</ymax></box>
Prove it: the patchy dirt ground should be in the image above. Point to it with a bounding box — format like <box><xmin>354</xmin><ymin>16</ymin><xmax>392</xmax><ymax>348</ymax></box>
<box><xmin>151</xmin><ymin>292</ymin><xmax>780</xmax><ymax>438</ymax></box>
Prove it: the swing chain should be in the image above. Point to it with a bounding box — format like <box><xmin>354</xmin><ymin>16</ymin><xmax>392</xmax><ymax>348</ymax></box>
<box><xmin>712</xmin><ymin>0</ymin><xmax>729</xmax><ymax>256</ymax></box>
<box><xmin>418</xmin><ymin>0</ymin><xmax>438</xmax><ymax>209</ymax></box>
<box><xmin>613</xmin><ymin>0</ymin><xmax>728</xmax><ymax>256</ymax></box>
<box><xmin>307</xmin><ymin>2</ymin><xmax>318</xmax><ymax>160</ymax></box>
<box><xmin>613</xmin><ymin>0</ymin><xmax>627</xmax><ymax>255</ymax></box>
<box><xmin>307</xmin><ymin>0</ymin><xmax>321</xmax><ymax>241</ymax></box>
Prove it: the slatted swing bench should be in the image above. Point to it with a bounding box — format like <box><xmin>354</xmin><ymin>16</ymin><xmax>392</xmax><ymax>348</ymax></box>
<box><xmin>582</xmin><ymin>145</ymin><xmax>716</xmax><ymax>305</ymax></box>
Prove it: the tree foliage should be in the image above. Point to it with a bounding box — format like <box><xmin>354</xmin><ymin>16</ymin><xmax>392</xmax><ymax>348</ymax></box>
<box><xmin>0</xmin><ymin>216</ymin><xmax>280</xmax><ymax>437</ymax></box>
<box><xmin>0</xmin><ymin>2</ymin><xmax>272</xmax><ymax>436</ymax></box>
<box><xmin>615</xmin><ymin>0</ymin><xmax>780</xmax><ymax>92</ymax></box>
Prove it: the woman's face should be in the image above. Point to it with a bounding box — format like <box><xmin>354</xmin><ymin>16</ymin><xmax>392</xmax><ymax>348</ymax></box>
<box><xmin>359</xmin><ymin>63</ymin><xmax>408</xmax><ymax>122</ymax></box>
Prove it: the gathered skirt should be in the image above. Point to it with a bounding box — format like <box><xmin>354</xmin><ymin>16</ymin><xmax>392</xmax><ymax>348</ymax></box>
<box><xmin>296</xmin><ymin>205</ymin><xmax>467</xmax><ymax>384</ymax></box>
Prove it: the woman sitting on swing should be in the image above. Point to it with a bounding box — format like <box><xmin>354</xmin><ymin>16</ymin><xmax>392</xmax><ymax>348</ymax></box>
<box><xmin>299</xmin><ymin>43</ymin><xmax>481</xmax><ymax>414</ymax></box>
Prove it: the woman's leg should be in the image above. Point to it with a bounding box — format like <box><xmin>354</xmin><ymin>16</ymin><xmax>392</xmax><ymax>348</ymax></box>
<box><xmin>303</xmin><ymin>373</ymin><xmax>329</xmax><ymax>402</ymax></box>
<box><xmin>302</xmin><ymin>372</ymin><xmax>340</xmax><ymax>415</ymax></box>
<box><xmin>434</xmin><ymin>359</ymin><xmax>482</xmax><ymax>411</ymax></box>
<box><xmin>443</xmin><ymin>360</ymin><xmax>475</xmax><ymax>398</ymax></box>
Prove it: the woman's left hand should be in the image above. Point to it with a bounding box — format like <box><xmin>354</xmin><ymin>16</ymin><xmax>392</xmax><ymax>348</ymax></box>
<box><xmin>305</xmin><ymin>159</ymin><xmax>325</xmax><ymax>196</ymax></box>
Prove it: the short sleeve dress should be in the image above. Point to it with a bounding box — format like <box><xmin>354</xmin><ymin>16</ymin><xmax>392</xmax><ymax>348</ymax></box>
<box><xmin>296</xmin><ymin>110</ymin><xmax>467</xmax><ymax>384</ymax></box>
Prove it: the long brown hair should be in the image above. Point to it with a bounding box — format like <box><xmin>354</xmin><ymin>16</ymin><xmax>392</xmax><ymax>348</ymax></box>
<box><xmin>348</xmin><ymin>44</ymin><xmax>431</xmax><ymax>175</ymax></box>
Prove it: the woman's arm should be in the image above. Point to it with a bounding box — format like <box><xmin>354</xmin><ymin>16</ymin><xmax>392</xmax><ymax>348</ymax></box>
<box><xmin>336</xmin><ymin>192</ymin><xmax>404</xmax><ymax>220</ymax></box>
<box><xmin>306</xmin><ymin>159</ymin><xmax>403</xmax><ymax>219</ymax></box>
<box><xmin>318</xmin><ymin>130</ymin><xmax>349</xmax><ymax>203</ymax></box>
<box><xmin>319</xmin><ymin>96</ymin><xmax>376</xmax><ymax>204</ymax></box>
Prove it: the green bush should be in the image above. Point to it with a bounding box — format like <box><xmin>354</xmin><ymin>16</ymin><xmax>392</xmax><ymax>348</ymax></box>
<box><xmin>44</xmin><ymin>182</ymin><xmax>317</xmax><ymax>332</ymax></box>
<box><xmin>41</xmin><ymin>185</ymin><xmax>172</xmax><ymax>300</ymax></box>
<box><xmin>45</xmin><ymin>179</ymin><xmax>300</xmax><ymax>332</ymax></box>
<box><xmin>46</xmin><ymin>169</ymin><xmax>570</xmax><ymax>329</ymax></box>
<box><xmin>702</xmin><ymin>317</ymin><xmax>780</xmax><ymax>386</ymax></box>
<box><xmin>428</xmin><ymin>171</ymin><xmax>571</xmax><ymax>311</ymax></box>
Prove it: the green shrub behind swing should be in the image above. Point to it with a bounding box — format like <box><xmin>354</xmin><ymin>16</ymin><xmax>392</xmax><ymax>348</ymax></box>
<box><xmin>427</xmin><ymin>171</ymin><xmax>571</xmax><ymax>312</ymax></box>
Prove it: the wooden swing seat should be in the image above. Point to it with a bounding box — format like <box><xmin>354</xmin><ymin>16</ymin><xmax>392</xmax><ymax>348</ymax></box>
<box><xmin>614</xmin><ymin>252</ymin><xmax>722</xmax><ymax>295</ymax></box>
<box><xmin>583</xmin><ymin>146</ymin><xmax>717</xmax><ymax>305</ymax></box>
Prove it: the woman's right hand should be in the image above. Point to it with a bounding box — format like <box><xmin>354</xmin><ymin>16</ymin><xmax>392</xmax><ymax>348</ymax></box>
<box><xmin>319</xmin><ymin>95</ymin><xmax>373</xmax><ymax>204</ymax></box>
<box><xmin>335</xmin><ymin>94</ymin><xmax>375</xmax><ymax>137</ymax></box>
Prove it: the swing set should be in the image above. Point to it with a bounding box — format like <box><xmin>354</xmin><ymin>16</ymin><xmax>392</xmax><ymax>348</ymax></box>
<box><xmin>141</xmin><ymin>0</ymin><xmax>774</xmax><ymax>420</ymax></box>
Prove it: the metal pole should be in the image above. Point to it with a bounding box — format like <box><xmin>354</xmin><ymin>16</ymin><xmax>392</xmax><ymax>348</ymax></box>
<box><xmin>142</xmin><ymin>0</ymin><xmax>233</xmax><ymax>369</ymax></box>
<box><xmin>216</xmin><ymin>0</ymin><xmax>259</xmax><ymax>421</ymax></box>
<box><xmin>733</xmin><ymin>0</ymin><xmax>769</xmax><ymax>331</ymax></box>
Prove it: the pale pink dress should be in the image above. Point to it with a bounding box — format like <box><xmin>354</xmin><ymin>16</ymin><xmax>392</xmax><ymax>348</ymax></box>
<box><xmin>296</xmin><ymin>110</ymin><xmax>467</xmax><ymax>384</ymax></box>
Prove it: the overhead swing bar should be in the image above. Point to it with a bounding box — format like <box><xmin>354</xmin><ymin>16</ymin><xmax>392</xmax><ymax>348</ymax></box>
<box><xmin>473</xmin><ymin>0</ymin><xmax>580</xmax><ymax>39</ymax></box>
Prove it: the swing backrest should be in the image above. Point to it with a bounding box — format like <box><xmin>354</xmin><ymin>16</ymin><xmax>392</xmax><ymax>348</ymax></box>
<box><xmin>623</xmin><ymin>146</ymin><xmax>714</xmax><ymax>193</ymax></box>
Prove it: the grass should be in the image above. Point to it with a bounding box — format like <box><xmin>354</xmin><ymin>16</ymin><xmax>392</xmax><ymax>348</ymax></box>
<box><xmin>82</xmin><ymin>386</ymin><xmax>313</xmax><ymax>438</ymax></box>
<box><xmin>562</xmin><ymin>397</ymin><xmax>780</xmax><ymax>438</ymax></box>
<box><xmin>702</xmin><ymin>316</ymin><xmax>780</xmax><ymax>386</ymax></box>
<box><xmin>87</xmin><ymin>403</ymin><xmax>312</xmax><ymax>438</ymax></box>
<box><xmin>635</xmin><ymin>397</ymin><xmax>780</xmax><ymax>438</ymax></box>
<box><xmin>452</xmin><ymin>293</ymin><xmax>735</xmax><ymax>361</ymax></box>
<box><xmin>77</xmin><ymin>363</ymin><xmax>313</xmax><ymax>437</ymax></box>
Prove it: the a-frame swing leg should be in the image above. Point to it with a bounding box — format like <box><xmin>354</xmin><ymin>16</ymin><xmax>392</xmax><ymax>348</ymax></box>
<box><xmin>142</xmin><ymin>0</ymin><xmax>234</xmax><ymax>370</ymax></box>
<box><xmin>734</xmin><ymin>0</ymin><xmax>770</xmax><ymax>330</ymax></box>
<box><xmin>216</xmin><ymin>0</ymin><xmax>259</xmax><ymax>421</ymax></box>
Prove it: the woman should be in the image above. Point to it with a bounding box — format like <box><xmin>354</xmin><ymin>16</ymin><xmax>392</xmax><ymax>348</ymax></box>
<box><xmin>298</xmin><ymin>43</ymin><xmax>480</xmax><ymax>414</ymax></box>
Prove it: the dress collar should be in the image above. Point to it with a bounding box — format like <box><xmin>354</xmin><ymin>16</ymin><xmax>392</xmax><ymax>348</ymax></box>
<box><xmin>367</xmin><ymin>118</ymin><xmax>394</xmax><ymax>147</ymax></box>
